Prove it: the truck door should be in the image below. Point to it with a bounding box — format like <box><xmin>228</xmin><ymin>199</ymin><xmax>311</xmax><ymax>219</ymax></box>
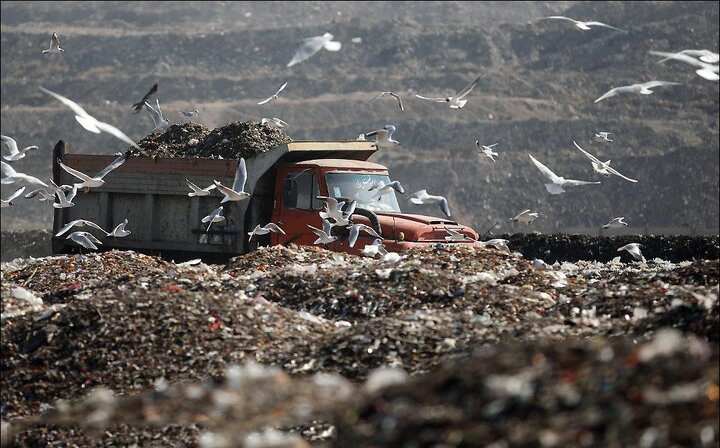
<box><xmin>272</xmin><ymin>168</ymin><xmax>325</xmax><ymax>247</ymax></box>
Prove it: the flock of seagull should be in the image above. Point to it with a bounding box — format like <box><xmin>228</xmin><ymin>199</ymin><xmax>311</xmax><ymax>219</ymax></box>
<box><xmin>3</xmin><ymin>12</ymin><xmax>718</xmax><ymax>263</ymax></box>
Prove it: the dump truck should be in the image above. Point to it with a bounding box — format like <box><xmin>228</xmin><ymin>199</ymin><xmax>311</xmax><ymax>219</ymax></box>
<box><xmin>52</xmin><ymin>140</ymin><xmax>482</xmax><ymax>259</ymax></box>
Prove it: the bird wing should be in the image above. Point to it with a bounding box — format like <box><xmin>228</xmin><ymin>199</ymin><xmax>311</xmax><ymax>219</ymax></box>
<box><xmin>95</xmin><ymin>153</ymin><xmax>127</xmax><ymax>179</ymax></box>
<box><xmin>528</xmin><ymin>154</ymin><xmax>562</xmax><ymax>183</ymax></box>
<box><xmin>1</xmin><ymin>136</ymin><xmax>19</xmax><ymax>156</ymax></box>
<box><xmin>58</xmin><ymin>159</ymin><xmax>93</xmax><ymax>182</ymax></box>
<box><xmin>40</xmin><ymin>87</ymin><xmax>90</xmax><ymax>119</ymax></box>
<box><xmin>276</xmin><ymin>81</ymin><xmax>288</xmax><ymax>95</ymax></box>
<box><xmin>69</xmin><ymin>232</ymin><xmax>98</xmax><ymax>250</ymax></box>
<box><xmin>6</xmin><ymin>186</ymin><xmax>26</xmax><ymax>202</ymax></box>
<box><xmin>56</xmin><ymin>220</ymin><xmax>82</xmax><ymax>236</ymax></box>
<box><xmin>415</xmin><ymin>94</ymin><xmax>447</xmax><ymax>102</ymax></box>
<box><xmin>132</xmin><ymin>83</ymin><xmax>158</xmax><ymax>112</ymax></box>
<box><xmin>348</xmin><ymin>225</ymin><xmax>360</xmax><ymax>247</ymax></box>
<box><xmin>322</xmin><ymin>37</ymin><xmax>342</xmax><ymax>52</ymax></box>
<box><xmin>454</xmin><ymin>75</ymin><xmax>483</xmax><ymax>100</ymax></box>
<box><xmin>594</xmin><ymin>87</ymin><xmax>621</xmax><ymax>103</ymax></box>
<box><xmin>287</xmin><ymin>36</ymin><xmax>325</xmax><ymax>67</ymax></box>
<box><xmin>144</xmin><ymin>101</ymin><xmax>162</xmax><ymax>127</ymax></box>
<box><xmin>213</xmin><ymin>181</ymin><xmax>237</xmax><ymax>199</ymax></box>
<box><xmin>185</xmin><ymin>179</ymin><xmax>202</xmax><ymax>192</ymax></box>
<box><xmin>641</xmin><ymin>80</ymin><xmax>681</xmax><ymax>89</ymax></box>
<box><xmin>409</xmin><ymin>190</ymin><xmax>429</xmax><ymax>202</ymax></box>
<box><xmin>542</xmin><ymin>16</ymin><xmax>578</xmax><ymax>23</ymax></box>
<box><xmin>51</xmin><ymin>33</ymin><xmax>61</xmax><ymax>49</ymax></box>
<box><xmin>232</xmin><ymin>158</ymin><xmax>248</xmax><ymax>193</ymax></box>
<box><xmin>649</xmin><ymin>51</ymin><xmax>706</xmax><ymax>68</ymax></box>
<box><xmin>605</xmin><ymin>165</ymin><xmax>638</xmax><ymax>182</ymax></box>
<box><xmin>1</xmin><ymin>161</ymin><xmax>18</xmax><ymax>179</ymax></box>
<box><xmin>439</xmin><ymin>197</ymin><xmax>451</xmax><ymax>217</ymax></box>
<box><xmin>93</xmin><ymin>121</ymin><xmax>140</xmax><ymax>149</ymax></box>
<box><xmin>584</xmin><ymin>21</ymin><xmax>623</xmax><ymax>31</ymax></box>
<box><xmin>83</xmin><ymin>219</ymin><xmax>107</xmax><ymax>234</ymax></box>
<box><xmin>65</xmin><ymin>184</ymin><xmax>78</xmax><ymax>203</ymax></box>
<box><xmin>155</xmin><ymin>99</ymin><xmax>166</xmax><ymax>120</ymax></box>
<box><xmin>389</xmin><ymin>92</ymin><xmax>404</xmax><ymax>111</ymax></box>
<box><xmin>359</xmin><ymin>224</ymin><xmax>381</xmax><ymax>238</ymax></box>
<box><xmin>389</xmin><ymin>181</ymin><xmax>405</xmax><ymax>194</ymax></box>
<box><xmin>257</xmin><ymin>96</ymin><xmax>273</xmax><ymax>105</ymax></box>
<box><xmin>561</xmin><ymin>179</ymin><xmax>601</xmax><ymax>186</ymax></box>
<box><xmin>573</xmin><ymin>141</ymin><xmax>603</xmax><ymax>164</ymax></box>
<box><xmin>264</xmin><ymin>222</ymin><xmax>286</xmax><ymax>235</ymax></box>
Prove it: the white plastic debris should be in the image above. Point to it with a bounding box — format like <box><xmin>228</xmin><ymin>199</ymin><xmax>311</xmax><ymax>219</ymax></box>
<box><xmin>364</xmin><ymin>367</ymin><xmax>408</xmax><ymax>394</ymax></box>
<box><xmin>11</xmin><ymin>287</ymin><xmax>43</xmax><ymax>307</ymax></box>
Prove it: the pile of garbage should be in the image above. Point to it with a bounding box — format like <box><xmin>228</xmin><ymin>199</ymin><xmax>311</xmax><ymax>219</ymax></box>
<box><xmin>128</xmin><ymin>121</ymin><xmax>292</xmax><ymax>159</ymax></box>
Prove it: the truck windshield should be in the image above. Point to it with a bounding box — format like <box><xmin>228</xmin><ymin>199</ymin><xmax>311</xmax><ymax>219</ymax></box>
<box><xmin>325</xmin><ymin>172</ymin><xmax>401</xmax><ymax>212</ymax></box>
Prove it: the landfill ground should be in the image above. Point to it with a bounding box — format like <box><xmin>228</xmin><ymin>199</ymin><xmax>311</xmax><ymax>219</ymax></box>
<box><xmin>1</xmin><ymin>241</ymin><xmax>718</xmax><ymax>447</ymax></box>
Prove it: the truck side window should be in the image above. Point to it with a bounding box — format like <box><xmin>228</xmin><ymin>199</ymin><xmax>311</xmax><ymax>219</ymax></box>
<box><xmin>283</xmin><ymin>171</ymin><xmax>321</xmax><ymax>210</ymax></box>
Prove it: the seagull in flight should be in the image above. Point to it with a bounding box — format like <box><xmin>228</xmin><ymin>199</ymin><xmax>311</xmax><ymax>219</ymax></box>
<box><xmin>573</xmin><ymin>141</ymin><xmax>638</xmax><ymax>182</ymax></box>
<box><xmin>479</xmin><ymin>238</ymin><xmax>510</xmax><ymax>253</ymax></box>
<box><xmin>58</xmin><ymin>153</ymin><xmax>127</xmax><ymax>189</ymax></box>
<box><xmin>416</xmin><ymin>76</ymin><xmax>483</xmax><ymax>109</ymax></box>
<box><xmin>55</xmin><ymin>219</ymin><xmax>107</xmax><ymax>237</ymax></box>
<box><xmin>408</xmin><ymin>190</ymin><xmax>451</xmax><ymax>217</ymax></box>
<box><xmin>368</xmin><ymin>180</ymin><xmax>404</xmax><ymax>199</ymax></box>
<box><xmin>475</xmin><ymin>141</ymin><xmax>499</xmax><ymax>162</ymax></box>
<box><xmin>131</xmin><ymin>83</ymin><xmax>158</xmax><ymax>113</ymax></box>
<box><xmin>594</xmin><ymin>81</ymin><xmax>680</xmax><ymax>103</ymax></box>
<box><xmin>654</xmin><ymin>49</ymin><xmax>719</xmax><ymax>64</ymax></box>
<box><xmin>42</xmin><ymin>33</ymin><xmax>64</xmax><ymax>54</ymax></box>
<box><xmin>618</xmin><ymin>243</ymin><xmax>646</xmax><ymax>262</ymax></box>
<box><xmin>361</xmin><ymin>125</ymin><xmax>399</xmax><ymax>147</ymax></box>
<box><xmin>348</xmin><ymin>223</ymin><xmax>382</xmax><ymax>247</ymax></box>
<box><xmin>369</xmin><ymin>92</ymin><xmax>404</xmax><ymax>111</ymax></box>
<box><xmin>51</xmin><ymin>180</ymin><xmax>77</xmax><ymax>209</ymax></box>
<box><xmin>107</xmin><ymin>219</ymin><xmax>131</xmax><ymax>237</ymax></box>
<box><xmin>1</xmin><ymin>186</ymin><xmax>25</xmax><ymax>208</ymax></box>
<box><xmin>1</xmin><ymin>161</ymin><xmax>48</xmax><ymax>188</ymax></box>
<box><xmin>593</xmin><ymin>132</ymin><xmax>613</xmax><ymax>142</ymax></box>
<box><xmin>317</xmin><ymin>196</ymin><xmax>355</xmax><ymax>226</ymax></box>
<box><xmin>202</xmin><ymin>206</ymin><xmax>225</xmax><ymax>231</ymax></box>
<box><xmin>1</xmin><ymin>136</ymin><xmax>39</xmax><ymax>162</ymax></box>
<box><xmin>180</xmin><ymin>109</ymin><xmax>200</xmax><ymax>118</ymax></box>
<box><xmin>361</xmin><ymin>238</ymin><xmax>387</xmax><ymax>257</ymax></box>
<box><xmin>649</xmin><ymin>51</ymin><xmax>719</xmax><ymax>81</ymax></box>
<box><xmin>509</xmin><ymin>209</ymin><xmax>539</xmax><ymax>225</ymax></box>
<box><xmin>603</xmin><ymin>217</ymin><xmax>628</xmax><ymax>229</ymax></box>
<box><xmin>67</xmin><ymin>231</ymin><xmax>102</xmax><ymax>251</ymax></box>
<box><xmin>214</xmin><ymin>158</ymin><xmax>251</xmax><ymax>203</ymax></box>
<box><xmin>185</xmin><ymin>179</ymin><xmax>217</xmax><ymax>197</ymax></box>
<box><xmin>145</xmin><ymin>99</ymin><xmax>170</xmax><ymax>132</ymax></box>
<box><xmin>25</xmin><ymin>186</ymin><xmax>59</xmax><ymax>202</ymax></box>
<box><xmin>444</xmin><ymin>227</ymin><xmax>474</xmax><ymax>241</ymax></box>
<box><xmin>248</xmin><ymin>223</ymin><xmax>285</xmax><ymax>240</ymax></box>
<box><xmin>261</xmin><ymin>117</ymin><xmax>289</xmax><ymax>128</ymax></box>
<box><xmin>40</xmin><ymin>87</ymin><xmax>140</xmax><ymax>149</ymax></box>
<box><xmin>540</xmin><ymin>16</ymin><xmax>624</xmax><ymax>32</ymax></box>
<box><xmin>528</xmin><ymin>153</ymin><xmax>600</xmax><ymax>195</ymax></box>
<box><xmin>287</xmin><ymin>33</ymin><xmax>342</xmax><ymax>67</ymax></box>
<box><xmin>257</xmin><ymin>82</ymin><xmax>288</xmax><ymax>105</ymax></box>
<box><xmin>308</xmin><ymin>220</ymin><xmax>338</xmax><ymax>245</ymax></box>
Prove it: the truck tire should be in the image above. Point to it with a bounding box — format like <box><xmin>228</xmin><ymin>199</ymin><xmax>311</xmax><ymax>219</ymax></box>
<box><xmin>349</xmin><ymin>207</ymin><xmax>382</xmax><ymax>235</ymax></box>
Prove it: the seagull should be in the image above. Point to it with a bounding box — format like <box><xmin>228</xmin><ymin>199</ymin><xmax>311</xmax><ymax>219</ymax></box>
<box><xmin>40</xmin><ymin>87</ymin><xmax>140</xmax><ymax>149</ymax></box>
<box><xmin>287</xmin><ymin>33</ymin><xmax>342</xmax><ymax>68</ymax></box>
<box><xmin>649</xmin><ymin>51</ymin><xmax>719</xmax><ymax>81</ymax></box>
<box><xmin>1</xmin><ymin>161</ymin><xmax>49</xmax><ymax>187</ymax></box>
<box><xmin>214</xmin><ymin>158</ymin><xmax>250</xmax><ymax>203</ymax></box>
<box><xmin>348</xmin><ymin>224</ymin><xmax>382</xmax><ymax>247</ymax></box>
<box><xmin>475</xmin><ymin>141</ymin><xmax>499</xmax><ymax>162</ymax></box>
<box><xmin>594</xmin><ymin>81</ymin><xmax>681</xmax><ymax>103</ymax></box>
<box><xmin>55</xmin><ymin>219</ymin><xmax>107</xmax><ymax>237</ymax></box>
<box><xmin>57</xmin><ymin>153</ymin><xmax>127</xmax><ymax>189</ymax></box>
<box><xmin>509</xmin><ymin>209</ymin><xmax>539</xmax><ymax>225</ymax></box>
<box><xmin>257</xmin><ymin>82</ymin><xmax>288</xmax><ymax>105</ymax></box>
<box><xmin>369</xmin><ymin>91</ymin><xmax>404</xmax><ymax>111</ymax></box>
<box><xmin>145</xmin><ymin>99</ymin><xmax>171</xmax><ymax>132</ymax></box>
<box><xmin>66</xmin><ymin>231</ymin><xmax>102</xmax><ymax>251</ymax></box>
<box><xmin>24</xmin><ymin>187</ymin><xmax>57</xmax><ymax>202</ymax></box>
<box><xmin>528</xmin><ymin>153</ymin><xmax>601</xmax><ymax>195</ymax></box>
<box><xmin>618</xmin><ymin>243</ymin><xmax>646</xmax><ymax>262</ymax></box>
<box><xmin>1</xmin><ymin>136</ymin><xmax>39</xmax><ymax>162</ymax></box>
<box><xmin>444</xmin><ymin>227</ymin><xmax>474</xmax><ymax>241</ymax></box>
<box><xmin>185</xmin><ymin>179</ymin><xmax>217</xmax><ymax>197</ymax></box>
<box><xmin>131</xmin><ymin>83</ymin><xmax>158</xmax><ymax>113</ymax></box>
<box><xmin>540</xmin><ymin>16</ymin><xmax>624</xmax><ymax>32</ymax></box>
<box><xmin>52</xmin><ymin>182</ymin><xmax>77</xmax><ymax>209</ymax></box>
<box><xmin>573</xmin><ymin>141</ymin><xmax>638</xmax><ymax>182</ymax></box>
<box><xmin>368</xmin><ymin>180</ymin><xmax>404</xmax><ymax>199</ymax></box>
<box><xmin>202</xmin><ymin>206</ymin><xmax>225</xmax><ymax>231</ymax></box>
<box><xmin>408</xmin><ymin>190</ymin><xmax>451</xmax><ymax>217</ymax></box>
<box><xmin>180</xmin><ymin>109</ymin><xmax>200</xmax><ymax>118</ymax></box>
<box><xmin>593</xmin><ymin>132</ymin><xmax>613</xmax><ymax>142</ymax></box>
<box><xmin>248</xmin><ymin>223</ymin><xmax>286</xmax><ymax>240</ymax></box>
<box><xmin>602</xmin><ymin>217</ymin><xmax>628</xmax><ymax>229</ymax></box>
<box><xmin>308</xmin><ymin>220</ymin><xmax>338</xmax><ymax>245</ymax></box>
<box><xmin>42</xmin><ymin>33</ymin><xmax>64</xmax><ymax>54</ymax></box>
<box><xmin>362</xmin><ymin>125</ymin><xmax>399</xmax><ymax>147</ymax></box>
<box><xmin>415</xmin><ymin>75</ymin><xmax>483</xmax><ymax>109</ymax></box>
<box><xmin>261</xmin><ymin>117</ymin><xmax>289</xmax><ymax>128</ymax></box>
<box><xmin>361</xmin><ymin>238</ymin><xmax>388</xmax><ymax>257</ymax></box>
<box><xmin>107</xmin><ymin>219</ymin><xmax>131</xmax><ymax>237</ymax></box>
<box><xmin>356</xmin><ymin>134</ymin><xmax>366</xmax><ymax>141</ymax></box>
<box><xmin>654</xmin><ymin>49</ymin><xmax>719</xmax><ymax>64</ymax></box>
<box><xmin>479</xmin><ymin>238</ymin><xmax>510</xmax><ymax>253</ymax></box>
<box><xmin>1</xmin><ymin>186</ymin><xmax>26</xmax><ymax>208</ymax></box>
<box><xmin>317</xmin><ymin>196</ymin><xmax>355</xmax><ymax>226</ymax></box>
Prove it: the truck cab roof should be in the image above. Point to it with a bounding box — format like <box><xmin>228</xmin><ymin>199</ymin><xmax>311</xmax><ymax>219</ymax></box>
<box><xmin>288</xmin><ymin>158</ymin><xmax>388</xmax><ymax>172</ymax></box>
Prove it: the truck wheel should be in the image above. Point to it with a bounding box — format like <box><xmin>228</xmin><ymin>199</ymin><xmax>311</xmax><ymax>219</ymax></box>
<box><xmin>349</xmin><ymin>207</ymin><xmax>382</xmax><ymax>235</ymax></box>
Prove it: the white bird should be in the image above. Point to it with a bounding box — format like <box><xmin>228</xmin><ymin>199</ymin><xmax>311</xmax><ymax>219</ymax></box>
<box><xmin>361</xmin><ymin>238</ymin><xmax>387</xmax><ymax>257</ymax></box>
<box><xmin>444</xmin><ymin>227</ymin><xmax>474</xmax><ymax>241</ymax></box>
<box><xmin>532</xmin><ymin>259</ymin><xmax>550</xmax><ymax>270</ymax></box>
<box><xmin>58</xmin><ymin>153</ymin><xmax>127</xmax><ymax>189</ymax></box>
<box><xmin>42</xmin><ymin>32</ymin><xmax>64</xmax><ymax>54</ymax></box>
<box><xmin>368</xmin><ymin>180</ymin><xmax>404</xmax><ymax>199</ymax></box>
<box><xmin>573</xmin><ymin>141</ymin><xmax>638</xmax><ymax>182</ymax></box>
<box><xmin>649</xmin><ymin>50</ymin><xmax>719</xmax><ymax>81</ymax></box>
<box><xmin>55</xmin><ymin>219</ymin><xmax>107</xmax><ymax>237</ymax></box>
<box><xmin>348</xmin><ymin>224</ymin><xmax>382</xmax><ymax>247</ymax></box>
<box><xmin>475</xmin><ymin>141</ymin><xmax>499</xmax><ymax>162</ymax></box>
<box><xmin>408</xmin><ymin>190</ymin><xmax>451</xmax><ymax>217</ymax></box>
<box><xmin>603</xmin><ymin>217</ymin><xmax>628</xmax><ymax>229</ymax></box>
<box><xmin>528</xmin><ymin>153</ymin><xmax>601</xmax><ymax>195</ymax></box>
<box><xmin>248</xmin><ymin>223</ymin><xmax>286</xmax><ymax>240</ymax></box>
<box><xmin>655</xmin><ymin>49</ymin><xmax>719</xmax><ymax>64</ymax></box>
<box><xmin>145</xmin><ymin>99</ymin><xmax>171</xmax><ymax>132</ymax></box>
<box><xmin>317</xmin><ymin>196</ymin><xmax>355</xmax><ymax>225</ymax></box>
<box><xmin>24</xmin><ymin>187</ymin><xmax>57</xmax><ymax>202</ymax></box>
<box><xmin>287</xmin><ymin>32</ymin><xmax>342</xmax><ymax>67</ymax></box>
<box><xmin>369</xmin><ymin>91</ymin><xmax>404</xmax><ymax>111</ymax></box>
<box><xmin>257</xmin><ymin>82</ymin><xmax>288</xmax><ymax>105</ymax></box>
<box><xmin>594</xmin><ymin>81</ymin><xmax>681</xmax><ymax>103</ymax></box>
<box><xmin>52</xmin><ymin>182</ymin><xmax>77</xmax><ymax>209</ymax></box>
<box><xmin>415</xmin><ymin>76</ymin><xmax>483</xmax><ymax>109</ymax></box>
<box><xmin>1</xmin><ymin>161</ymin><xmax>49</xmax><ymax>188</ymax></box>
<box><xmin>202</xmin><ymin>206</ymin><xmax>225</xmax><ymax>232</ymax></box>
<box><xmin>618</xmin><ymin>243</ymin><xmax>646</xmax><ymax>262</ymax></box>
<box><xmin>356</xmin><ymin>134</ymin><xmax>367</xmax><ymax>141</ymax></box>
<box><xmin>180</xmin><ymin>109</ymin><xmax>200</xmax><ymax>118</ymax></box>
<box><xmin>308</xmin><ymin>220</ymin><xmax>338</xmax><ymax>245</ymax></box>
<box><xmin>593</xmin><ymin>132</ymin><xmax>613</xmax><ymax>142</ymax></box>
<box><xmin>185</xmin><ymin>179</ymin><xmax>217</xmax><ymax>197</ymax></box>
<box><xmin>479</xmin><ymin>239</ymin><xmax>510</xmax><ymax>253</ymax></box>
<box><xmin>381</xmin><ymin>252</ymin><xmax>402</xmax><ymax>264</ymax></box>
<box><xmin>362</xmin><ymin>125</ymin><xmax>399</xmax><ymax>147</ymax></box>
<box><xmin>214</xmin><ymin>158</ymin><xmax>251</xmax><ymax>203</ymax></box>
<box><xmin>39</xmin><ymin>87</ymin><xmax>140</xmax><ymax>149</ymax></box>
<box><xmin>66</xmin><ymin>231</ymin><xmax>102</xmax><ymax>251</ymax></box>
<box><xmin>1</xmin><ymin>136</ymin><xmax>39</xmax><ymax>162</ymax></box>
<box><xmin>107</xmin><ymin>219</ymin><xmax>131</xmax><ymax>237</ymax></box>
<box><xmin>261</xmin><ymin>117</ymin><xmax>289</xmax><ymax>128</ymax></box>
<box><xmin>541</xmin><ymin>16</ymin><xmax>624</xmax><ymax>32</ymax></box>
<box><xmin>509</xmin><ymin>209</ymin><xmax>539</xmax><ymax>225</ymax></box>
<box><xmin>1</xmin><ymin>186</ymin><xmax>26</xmax><ymax>208</ymax></box>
